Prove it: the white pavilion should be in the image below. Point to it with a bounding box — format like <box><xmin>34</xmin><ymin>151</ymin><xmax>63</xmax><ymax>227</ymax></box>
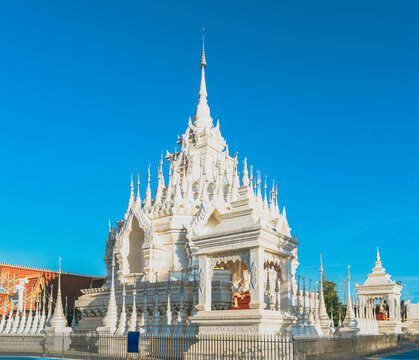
<box><xmin>355</xmin><ymin>248</ymin><xmax>403</xmax><ymax>334</ymax></box>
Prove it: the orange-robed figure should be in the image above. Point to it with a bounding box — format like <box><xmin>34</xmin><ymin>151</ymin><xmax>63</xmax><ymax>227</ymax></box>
<box><xmin>233</xmin><ymin>268</ymin><xmax>251</xmax><ymax>308</ymax></box>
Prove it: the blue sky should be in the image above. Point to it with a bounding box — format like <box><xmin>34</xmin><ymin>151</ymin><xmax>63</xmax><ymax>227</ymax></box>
<box><xmin>0</xmin><ymin>1</ymin><xmax>418</xmax><ymax>301</ymax></box>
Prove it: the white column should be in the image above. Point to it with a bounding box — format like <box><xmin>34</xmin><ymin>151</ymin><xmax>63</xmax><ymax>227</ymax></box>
<box><xmin>249</xmin><ymin>247</ymin><xmax>265</xmax><ymax>310</ymax></box>
<box><xmin>280</xmin><ymin>260</ymin><xmax>291</xmax><ymax>312</ymax></box>
<box><xmin>196</xmin><ymin>255</ymin><xmax>212</xmax><ymax>312</ymax></box>
<box><xmin>387</xmin><ymin>295</ymin><xmax>394</xmax><ymax>320</ymax></box>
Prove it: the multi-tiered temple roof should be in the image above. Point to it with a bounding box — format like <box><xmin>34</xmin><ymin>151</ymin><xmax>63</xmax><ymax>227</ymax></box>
<box><xmin>105</xmin><ymin>31</ymin><xmax>293</xmax><ymax>286</ymax></box>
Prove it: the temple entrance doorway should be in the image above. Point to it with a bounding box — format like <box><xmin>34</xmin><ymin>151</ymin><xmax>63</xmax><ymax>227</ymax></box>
<box><xmin>127</xmin><ymin>216</ymin><xmax>145</xmax><ymax>275</ymax></box>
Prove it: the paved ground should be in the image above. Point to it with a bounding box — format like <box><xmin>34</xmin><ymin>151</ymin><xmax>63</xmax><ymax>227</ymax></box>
<box><xmin>360</xmin><ymin>341</ymin><xmax>419</xmax><ymax>360</ymax></box>
<box><xmin>379</xmin><ymin>350</ymin><xmax>419</xmax><ymax>359</ymax></box>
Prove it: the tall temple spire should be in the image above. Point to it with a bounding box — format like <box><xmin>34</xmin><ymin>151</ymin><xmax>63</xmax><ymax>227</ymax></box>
<box><xmin>46</xmin><ymin>284</ymin><xmax>53</xmax><ymax>326</ymax></box>
<box><xmin>263</xmin><ymin>175</ymin><xmax>269</xmax><ymax>210</ymax></box>
<box><xmin>151</xmin><ymin>272</ymin><xmax>160</xmax><ymax>335</ymax></box>
<box><xmin>17</xmin><ymin>289</ymin><xmax>27</xmax><ymax>334</ymax></box>
<box><xmin>155</xmin><ymin>155</ymin><xmax>164</xmax><ymax>204</ymax></box>
<box><xmin>256</xmin><ymin>171</ymin><xmax>262</xmax><ymax>203</ymax></box>
<box><xmin>49</xmin><ymin>257</ymin><xmax>68</xmax><ymax>328</ymax></box>
<box><xmin>162</xmin><ymin>271</ymin><xmax>172</xmax><ymax>335</ymax></box>
<box><xmin>144</xmin><ymin>164</ymin><xmax>152</xmax><ymax>208</ymax></box>
<box><xmin>193</xmin><ymin>28</ymin><xmax>212</xmax><ymax>128</ymax></box>
<box><xmin>130</xmin><ymin>173</ymin><xmax>135</xmax><ymax>198</ymax></box>
<box><xmin>136</xmin><ymin>171</ymin><xmax>141</xmax><ymax>202</ymax></box>
<box><xmin>128</xmin><ymin>277</ymin><xmax>138</xmax><ymax>333</ymax></box>
<box><xmin>342</xmin><ymin>264</ymin><xmax>358</xmax><ymax>330</ymax></box>
<box><xmin>37</xmin><ymin>286</ymin><xmax>46</xmax><ymax>333</ymax></box>
<box><xmin>0</xmin><ymin>297</ymin><xmax>7</xmax><ymax>333</ymax></box>
<box><xmin>115</xmin><ymin>282</ymin><xmax>127</xmax><ymax>335</ymax></box>
<box><xmin>270</xmin><ymin>180</ymin><xmax>275</xmax><ymax>216</ymax></box>
<box><xmin>242</xmin><ymin>158</ymin><xmax>249</xmax><ymax>187</ymax></box>
<box><xmin>318</xmin><ymin>253</ymin><xmax>331</xmax><ymax>335</ymax></box>
<box><xmin>126</xmin><ymin>174</ymin><xmax>135</xmax><ymax>215</ymax></box>
<box><xmin>98</xmin><ymin>251</ymin><xmax>118</xmax><ymax>334</ymax></box>
<box><xmin>24</xmin><ymin>291</ymin><xmax>34</xmax><ymax>334</ymax></box>
<box><xmin>160</xmin><ymin>153</ymin><xmax>165</xmax><ymax>187</ymax></box>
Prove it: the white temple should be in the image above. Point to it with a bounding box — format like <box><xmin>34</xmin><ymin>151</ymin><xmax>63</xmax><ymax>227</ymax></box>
<box><xmin>75</xmin><ymin>31</ymin><xmax>300</xmax><ymax>336</ymax></box>
<box><xmin>73</xmin><ymin>33</ymin><xmax>407</xmax><ymax>338</ymax></box>
<box><xmin>0</xmin><ymin>31</ymin><xmax>409</xmax><ymax>345</ymax></box>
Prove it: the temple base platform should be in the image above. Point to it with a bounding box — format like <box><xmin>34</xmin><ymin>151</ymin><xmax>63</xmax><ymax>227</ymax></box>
<box><xmin>190</xmin><ymin>309</ymin><xmax>295</xmax><ymax>336</ymax></box>
<box><xmin>405</xmin><ymin>320</ymin><xmax>419</xmax><ymax>334</ymax></box>
<box><xmin>377</xmin><ymin>320</ymin><xmax>402</xmax><ymax>334</ymax></box>
<box><xmin>44</xmin><ymin>326</ymin><xmax>72</xmax><ymax>351</ymax></box>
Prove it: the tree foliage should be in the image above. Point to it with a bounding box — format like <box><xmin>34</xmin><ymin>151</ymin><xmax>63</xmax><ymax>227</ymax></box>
<box><xmin>323</xmin><ymin>278</ymin><xmax>343</xmax><ymax>327</ymax></box>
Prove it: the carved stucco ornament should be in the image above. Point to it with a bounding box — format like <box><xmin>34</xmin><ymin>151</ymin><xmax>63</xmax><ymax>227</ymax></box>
<box><xmin>199</xmin><ymin>268</ymin><xmax>205</xmax><ymax>293</ymax></box>
<box><xmin>209</xmin><ymin>251</ymin><xmax>250</xmax><ymax>270</ymax></box>
<box><xmin>264</xmin><ymin>252</ymin><xmax>287</xmax><ymax>281</ymax></box>
<box><xmin>249</xmin><ymin>262</ymin><xmax>258</xmax><ymax>289</ymax></box>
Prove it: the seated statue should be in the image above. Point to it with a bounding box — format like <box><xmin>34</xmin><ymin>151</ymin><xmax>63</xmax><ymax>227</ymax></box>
<box><xmin>376</xmin><ymin>299</ymin><xmax>388</xmax><ymax>321</ymax></box>
<box><xmin>233</xmin><ymin>268</ymin><xmax>250</xmax><ymax>308</ymax></box>
<box><xmin>379</xmin><ymin>300</ymin><xmax>385</xmax><ymax>314</ymax></box>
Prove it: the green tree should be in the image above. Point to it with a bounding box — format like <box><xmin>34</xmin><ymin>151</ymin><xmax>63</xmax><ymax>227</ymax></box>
<box><xmin>323</xmin><ymin>278</ymin><xmax>343</xmax><ymax>327</ymax></box>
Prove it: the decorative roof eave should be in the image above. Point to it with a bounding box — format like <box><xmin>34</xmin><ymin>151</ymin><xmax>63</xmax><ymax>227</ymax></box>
<box><xmin>192</xmin><ymin>224</ymin><xmax>296</xmax><ymax>258</ymax></box>
<box><xmin>355</xmin><ymin>284</ymin><xmax>403</xmax><ymax>299</ymax></box>
<box><xmin>355</xmin><ymin>289</ymin><xmax>403</xmax><ymax>298</ymax></box>
<box><xmin>355</xmin><ymin>283</ymin><xmax>402</xmax><ymax>291</ymax></box>
<box><xmin>80</xmin><ymin>287</ymin><xmax>107</xmax><ymax>295</ymax></box>
<box><xmin>193</xmin><ymin>225</ymin><xmax>261</xmax><ymax>245</ymax></box>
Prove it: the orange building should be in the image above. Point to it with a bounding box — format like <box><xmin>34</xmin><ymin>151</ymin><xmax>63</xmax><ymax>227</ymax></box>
<box><xmin>0</xmin><ymin>264</ymin><xmax>105</xmax><ymax>317</ymax></box>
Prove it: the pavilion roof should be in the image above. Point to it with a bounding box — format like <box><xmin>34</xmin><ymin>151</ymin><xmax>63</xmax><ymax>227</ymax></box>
<box><xmin>355</xmin><ymin>248</ymin><xmax>402</xmax><ymax>295</ymax></box>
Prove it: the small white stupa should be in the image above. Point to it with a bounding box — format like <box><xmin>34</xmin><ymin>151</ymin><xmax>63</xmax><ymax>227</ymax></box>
<box><xmin>340</xmin><ymin>265</ymin><xmax>359</xmax><ymax>337</ymax></box>
<box><xmin>45</xmin><ymin>257</ymin><xmax>72</xmax><ymax>350</ymax></box>
<box><xmin>318</xmin><ymin>254</ymin><xmax>332</xmax><ymax>336</ymax></box>
<box><xmin>96</xmin><ymin>251</ymin><xmax>118</xmax><ymax>335</ymax></box>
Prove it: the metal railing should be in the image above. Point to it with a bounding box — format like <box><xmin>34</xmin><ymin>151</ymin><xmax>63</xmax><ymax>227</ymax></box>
<box><xmin>0</xmin><ymin>333</ymin><xmax>293</xmax><ymax>359</ymax></box>
<box><xmin>0</xmin><ymin>333</ymin><xmax>401</xmax><ymax>360</ymax></box>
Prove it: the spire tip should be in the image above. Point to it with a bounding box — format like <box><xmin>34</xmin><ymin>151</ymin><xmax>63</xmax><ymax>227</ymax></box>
<box><xmin>201</xmin><ymin>28</ymin><xmax>207</xmax><ymax>68</ymax></box>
